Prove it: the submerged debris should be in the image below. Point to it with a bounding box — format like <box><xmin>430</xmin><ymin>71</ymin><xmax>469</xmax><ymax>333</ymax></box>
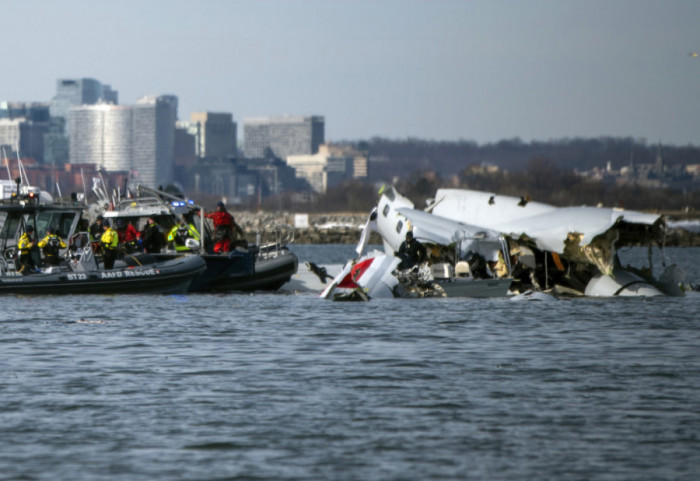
<box><xmin>392</xmin><ymin>264</ymin><xmax>446</xmax><ymax>298</ymax></box>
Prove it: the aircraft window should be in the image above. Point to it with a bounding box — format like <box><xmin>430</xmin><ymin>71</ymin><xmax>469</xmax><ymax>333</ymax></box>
<box><xmin>382</xmin><ymin>204</ymin><xmax>390</xmax><ymax>217</ymax></box>
<box><xmin>396</xmin><ymin>220</ymin><xmax>403</xmax><ymax>234</ymax></box>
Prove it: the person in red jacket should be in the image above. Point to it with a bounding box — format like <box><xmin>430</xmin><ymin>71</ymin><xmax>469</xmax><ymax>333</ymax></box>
<box><xmin>115</xmin><ymin>218</ymin><xmax>141</xmax><ymax>253</ymax></box>
<box><xmin>205</xmin><ymin>202</ymin><xmax>245</xmax><ymax>253</ymax></box>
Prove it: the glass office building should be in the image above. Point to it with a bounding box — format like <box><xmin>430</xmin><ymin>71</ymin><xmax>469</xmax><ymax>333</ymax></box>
<box><xmin>68</xmin><ymin>96</ymin><xmax>177</xmax><ymax>189</ymax></box>
<box><xmin>243</xmin><ymin>115</ymin><xmax>324</xmax><ymax>160</ymax></box>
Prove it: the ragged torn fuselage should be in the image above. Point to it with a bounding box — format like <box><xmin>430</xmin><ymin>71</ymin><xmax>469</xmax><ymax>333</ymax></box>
<box><xmin>428</xmin><ymin>188</ymin><xmax>678</xmax><ymax>297</ymax></box>
<box><xmin>320</xmin><ymin>186</ymin><xmax>514</xmax><ymax>300</ymax></box>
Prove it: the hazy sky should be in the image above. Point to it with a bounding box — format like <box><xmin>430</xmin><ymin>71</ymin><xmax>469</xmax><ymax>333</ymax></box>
<box><xmin>4</xmin><ymin>0</ymin><xmax>700</xmax><ymax>145</ymax></box>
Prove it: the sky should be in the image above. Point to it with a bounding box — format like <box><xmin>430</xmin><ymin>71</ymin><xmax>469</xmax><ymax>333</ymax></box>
<box><xmin>3</xmin><ymin>0</ymin><xmax>700</xmax><ymax>145</ymax></box>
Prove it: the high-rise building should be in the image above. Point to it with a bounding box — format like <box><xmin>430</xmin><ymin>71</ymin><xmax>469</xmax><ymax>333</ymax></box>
<box><xmin>50</xmin><ymin>78</ymin><xmax>116</xmax><ymax>119</ymax></box>
<box><xmin>48</xmin><ymin>78</ymin><xmax>119</xmax><ymax>167</ymax></box>
<box><xmin>0</xmin><ymin>101</ymin><xmax>50</xmax><ymax>122</ymax></box>
<box><xmin>68</xmin><ymin>95</ymin><xmax>177</xmax><ymax>189</ymax></box>
<box><xmin>132</xmin><ymin>96</ymin><xmax>176</xmax><ymax>188</ymax></box>
<box><xmin>0</xmin><ymin>118</ymin><xmax>49</xmax><ymax>164</ymax></box>
<box><xmin>68</xmin><ymin>104</ymin><xmax>133</xmax><ymax>172</ymax></box>
<box><xmin>189</xmin><ymin>112</ymin><xmax>237</xmax><ymax>160</ymax></box>
<box><xmin>0</xmin><ymin>102</ymin><xmax>51</xmax><ymax>163</ymax></box>
<box><xmin>243</xmin><ymin>115</ymin><xmax>324</xmax><ymax>160</ymax></box>
<box><xmin>43</xmin><ymin>118</ymin><xmax>69</xmax><ymax>168</ymax></box>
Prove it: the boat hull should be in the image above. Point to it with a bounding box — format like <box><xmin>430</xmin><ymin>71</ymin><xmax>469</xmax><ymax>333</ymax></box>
<box><xmin>151</xmin><ymin>249</ymin><xmax>298</xmax><ymax>293</ymax></box>
<box><xmin>206</xmin><ymin>249</ymin><xmax>298</xmax><ymax>293</ymax></box>
<box><xmin>0</xmin><ymin>255</ymin><xmax>206</xmax><ymax>295</ymax></box>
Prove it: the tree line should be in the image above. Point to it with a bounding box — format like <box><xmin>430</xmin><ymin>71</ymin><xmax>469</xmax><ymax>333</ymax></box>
<box><xmin>259</xmin><ymin>137</ymin><xmax>699</xmax><ymax>213</ymax></box>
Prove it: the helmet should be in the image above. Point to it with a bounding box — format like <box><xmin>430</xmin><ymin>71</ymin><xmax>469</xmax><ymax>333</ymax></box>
<box><xmin>103</xmin><ymin>219</ymin><xmax>111</xmax><ymax>228</ymax></box>
<box><xmin>26</xmin><ymin>225</ymin><xmax>34</xmax><ymax>232</ymax></box>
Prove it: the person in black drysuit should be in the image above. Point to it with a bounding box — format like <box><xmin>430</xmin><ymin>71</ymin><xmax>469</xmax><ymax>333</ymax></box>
<box><xmin>141</xmin><ymin>215</ymin><xmax>164</xmax><ymax>254</ymax></box>
<box><xmin>395</xmin><ymin>231</ymin><xmax>426</xmax><ymax>270</ymax></box>
<box><xmin>37</xmin><ymin>226</ymin><xmax>66</xmax><ymax>266</ymax></box>
<box><xmin>89</xmin><ymin>215</ymin><xmax>104</xmax><ymax>242</ymax></box>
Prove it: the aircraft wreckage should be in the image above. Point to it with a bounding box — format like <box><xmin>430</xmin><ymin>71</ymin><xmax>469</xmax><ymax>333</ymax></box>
<box><xmin>321</xmin><ymin>186</ymin><xmax>685</xmax><ymax>300</ymax></box>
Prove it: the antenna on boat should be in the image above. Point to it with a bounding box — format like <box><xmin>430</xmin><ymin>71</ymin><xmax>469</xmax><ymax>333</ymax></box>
<box><xmin>2</xmin><ymin>147</ymin><xmax>11</xmax><ymax>180</ymax></box>
<box><xmin>80</xmin><ymin>168</ymin><xmax>89</xmax><ymax>205</ymax></box>
<box><xmin>14</xmin><ymin>143</ymin><xmax>28</xmax><ymax>186</ymax></box>
<box><xmin>98</xmin><ymin>172</ymin><xmax>108</xmax><ymax>200</ymax></box>
<box><xmin>17</xmin><ymin>159</ymin><xmax>29</xmax><ymax>187</ymax></box>
<box><xmin>56</xmin><ymin>182</ymin><xmax>63</xmax><ymax>199</ymax></box>
<box><xmin>91</xmin><ymin>177</ymin><xmax>107</xmax><ymax>206</ymax></box>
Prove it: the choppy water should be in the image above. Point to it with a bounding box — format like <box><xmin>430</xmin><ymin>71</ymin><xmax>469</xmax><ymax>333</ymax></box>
<box><xmin>1</xmin><ymin>246</ymin><xmax>699</xmax><ymax>481</ymax></box>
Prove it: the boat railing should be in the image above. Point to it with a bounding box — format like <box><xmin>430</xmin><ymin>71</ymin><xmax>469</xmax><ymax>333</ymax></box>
<box><xmin>254</xmin><ymin>224</ymin><xmax>295</xmax><ymax>260</ymax></box>
<box><xmin>67</xmin><ymin>232</ymin><xmax>99</xmax><ymax>272</ymax></box>
<box><xmin>113</xmin><ymin>197</ymin><xmax>171</xmax><ymax>214</ymax></box>
<box><xmin>0</xmin><ymin>253</ymin><xmax>19</xmax><ymax>276</ymax></box>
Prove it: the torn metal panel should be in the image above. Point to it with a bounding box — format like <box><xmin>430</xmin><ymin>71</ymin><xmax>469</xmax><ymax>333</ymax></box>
<box><xmin>428</xmin><ymin>188</ymin><xmax>679</xmax><ymax>297</ymax></box>
<box><xmin>431</xmin><ymin>188</ymin><xmax>665</xmax><ymax>258</ymax></box>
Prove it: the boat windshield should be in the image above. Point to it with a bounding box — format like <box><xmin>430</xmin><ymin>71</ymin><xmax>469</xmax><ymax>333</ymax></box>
<box><xmin>0</xmin><ymin>213</ymin><xmax>22</xmax><ymax>240</ymax></box>
<box><xmin>35</xmin><ymin>211</ymin><xmax>80</xmax><ymax>238</ymax></box>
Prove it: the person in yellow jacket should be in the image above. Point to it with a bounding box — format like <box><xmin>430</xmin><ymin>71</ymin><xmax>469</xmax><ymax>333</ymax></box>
<box><xmin>37</xmin><ymin>226</ymin><xmax>67</xmax><ymax>266</ymax></box>
<box><xmin>167</xmin><ymin>214</ymin><xmax>200</xmax><ymax>252</ymax></box>
<box><xmin>18</xmin><ymin>225</ymin><xmax>38</xmax><ymax>274</ymax></box>
<box><xmin>100</xmin><ymin>220</ymin><xmax>119</xmax><ymax>269</ymax></box>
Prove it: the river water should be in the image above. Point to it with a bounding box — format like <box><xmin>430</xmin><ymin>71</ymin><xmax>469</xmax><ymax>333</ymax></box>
<box><xmin>1</xmin><ymin>246</ymin><xmax>699</xmax><ymax>481</ymax></box>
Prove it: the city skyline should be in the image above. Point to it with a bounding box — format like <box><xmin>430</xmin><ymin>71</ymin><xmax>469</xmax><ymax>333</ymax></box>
<box><xmin>3</xmin><ymin>0</ymin><xmax>700</xmax><ymax>146</ymax></box>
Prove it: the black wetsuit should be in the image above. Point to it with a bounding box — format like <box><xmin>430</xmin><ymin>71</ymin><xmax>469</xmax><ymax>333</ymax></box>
<box><xmin>397</xmin><ymin>238</ymin><xmax>426</xmax><ymax>269</ymax></box>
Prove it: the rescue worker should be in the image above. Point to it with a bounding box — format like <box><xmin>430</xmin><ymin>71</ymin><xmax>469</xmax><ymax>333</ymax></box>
<box><xmin>37</xmin><ymin>226</ymin><xmax>67</xmax><ymax>266</ymax></box>
<box><xmin>141</xmin><ymin>215</ymin><xmax>164</xmax><ymax>254</ymax></box>
<box><xmin>18</xmin><ymin>225</ymin><xmax>38</xmax><ymax>274</ymax></box>
<box><xmin>100</xmin><ymin>220</ymin><xmax>119</xmax><ymax>269</ymax></box>
<box><xmin>205</xmin><ymin>201</ymin><xmax>245</xmax><ymax>253</ymax></box>
<box><xmin>115</xmin><ymin>218</ymin><xmax>140</xmax><ymax>253</ymax></box>
<box><xmin>167</xmin><ymin>214</ymin><xmax>200</xmax><ymax>252</ymax></box>
<box><xmin>89</xmin><ymin>215</ymin><xmax>104</xmax><ymax>242</ymax></box>
<box><xmin>395</xmin><ymin>230</ymin><xmax>426</xmax><ymax>270</ymax></box>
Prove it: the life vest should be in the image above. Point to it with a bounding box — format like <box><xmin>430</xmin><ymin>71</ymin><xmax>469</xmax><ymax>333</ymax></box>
<box><xmin>44</xmin><ymin>235</ymin><xmax>61</xmax><ymax>256</ymax></box>
<box><xmin>18</xmin><ymin>233</ymin><xmax>33</xmax><ymax>255</ymax></box>
<box><xmin>101</xmin><ymin>228</ymin><xmax>119</xmax><ymax>249</ymax></box>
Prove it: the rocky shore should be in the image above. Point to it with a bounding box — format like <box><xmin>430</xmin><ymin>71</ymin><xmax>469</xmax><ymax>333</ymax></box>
<box><xmin>233</xmin><ymin>211</ymin><xmax>700</xmax><ymax>247</ymax></box>
<box><xmin>235</xmin><ymin>211</ymin><xmax>381</xmax><ymax>245</ymax></box>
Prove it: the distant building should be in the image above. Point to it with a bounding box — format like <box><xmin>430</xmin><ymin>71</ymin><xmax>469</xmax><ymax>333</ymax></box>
<box><xmin>68</xmin><ymin>104</ymin><xmax>133</xmax><ymax>172</ymax></box>
<box><xmin>0</xmin><ymin>102</ymin><xmax>52</xmax><ymax>164</ymax></box>
<box><xmin>50</xmin><ymin>78</ymin><xmax>118</xmax><ymax>120</ymax></box>
<box><xmin>0</xmin><ymin>117</ymin><xmax>48</xmax><ymax>164</ymax></box>
<box><xmin>188</xmin><ymin>112</ymin><xmax>237</xmax><ymax>160</ymax></box>
<box><xmin>243</xmin><ymin>115</ymin><xmax>324</xmax><ymax>160</ymax></box>
<box><xmin>132</xmin><ymin>95</ymin><xmax>177</xmax><ymax>188</ymax></box>
<box><xmin>0</xmin><ymin>101</ymin><xmax>50</xmax><ymax>122</ymax></box>
<box><xmin>173</xmin><ymin>122</ymin><xmax>197</xmax><ymax>188</ymax></box>
<box><xmin>43</xmin><ymin>117</ymin><xmax>69</xmax><ymax>167</ymax></box>
<box><xmin>242</xmin><ymin>157</ymin><xmax>309</xmax><ymax>196</ymax></box>
<box><xmin>189</xmin><ymin>158</ymin><xmax>257</xmax><ymax>204</ymax></box>
<box><xmin>286</xmin><ymin>143</ymin><xmax>367</xmax><ymax>193</ymax></box>
<box><xmin>67</xmin><ymin>95</ymin><xmax>177</xmax><ymax>189</ymax></box>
